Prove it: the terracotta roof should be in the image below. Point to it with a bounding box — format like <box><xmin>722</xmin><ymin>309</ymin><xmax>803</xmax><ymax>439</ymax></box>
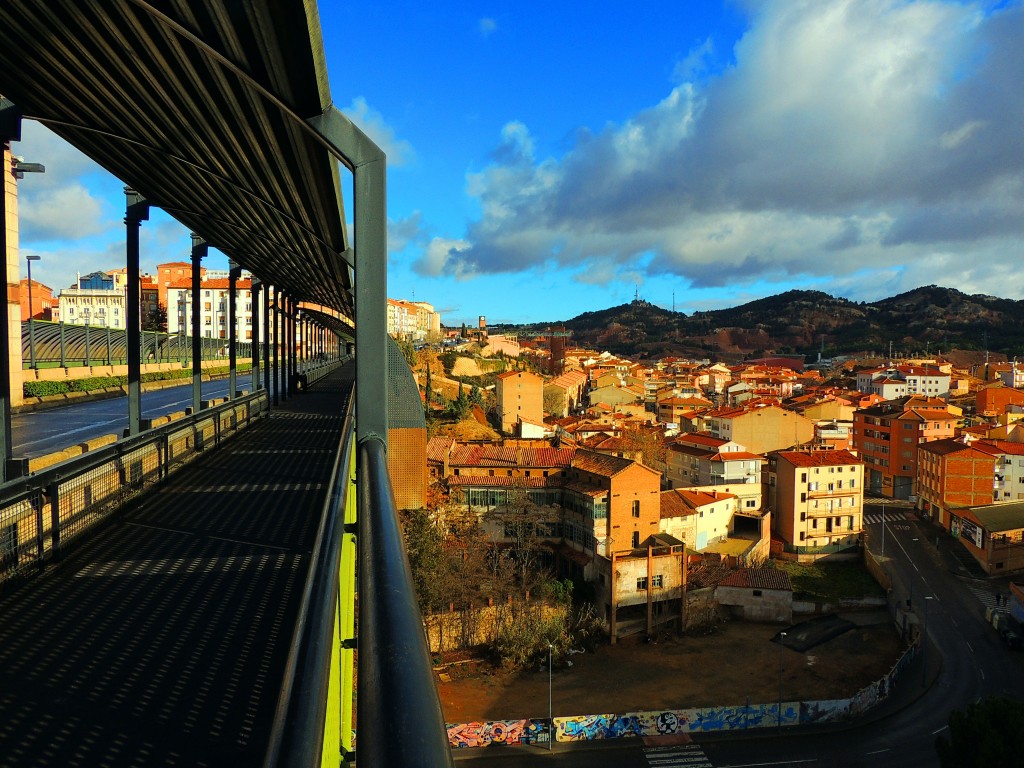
<box><xmin>687</xmin><ymin>565</ymin><xmax>731</xmax><ymax>589</ymax></box>
<box><xmin>919</xmin><ymin>438</ymin><xmax>986</xmax><ymax>457</ymax></box>
<box><xmin>426</xmin><ymin>436</ymin><xmax>453</xmax><ymax>463</ymax></box>
<box><xmin>447</xmin><ymin>475</ymin><xmax>552</xmax><ymax>488</ymax></box>
<box><xmin>718</xmin><ymin>569</ymin><xmax>793</xmax><ymax>591</ymax></box>
<box><xmin>975</xmin><ymin>439</ymin><xmax>1024</xmax><ymax>456</ymax></box>
<box><xmin>676</xmin><ymin>432</ymin><xmax>729</xmax><ymax>448</ymax></box>
<box><xmin>660</xmin><ymin>488</ymin><xmax>735</xmax><ymax>518</ymax></box>
<box><xmin>572</xmin><ymin>449</ymin><xmax>635</xmax><ymax>477</ymax></box>
<box><xmin>776</xmin><ymin>449</ymin><xmax>862</xmax><ymax>468</ymax></box>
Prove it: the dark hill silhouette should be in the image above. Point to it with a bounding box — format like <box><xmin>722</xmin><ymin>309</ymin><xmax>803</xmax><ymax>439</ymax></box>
<box><xmin>501</xmin><ymin>286</ymin><xmax>1024</xmax><ymax>362</ymax></box>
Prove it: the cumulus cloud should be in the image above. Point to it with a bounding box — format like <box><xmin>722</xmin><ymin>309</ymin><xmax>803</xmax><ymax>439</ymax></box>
<box><xmin>388</xmin><ymin>211</ymin><xmax>429</xmax><ymax>253</ymax></box>
<box><xmin>18</xmin><ymin>184</ymin><xmax>107</xmax><ymax>241</ymax></box>
<box><xmin>341</xmin><ymin>97</ymin><xmax>415</xmax><ymax>167</ymax></box>
<box><xmin>437</xmin><ymin>0</ymin><xmax>1024</xmax><ymax>300</ymax></box>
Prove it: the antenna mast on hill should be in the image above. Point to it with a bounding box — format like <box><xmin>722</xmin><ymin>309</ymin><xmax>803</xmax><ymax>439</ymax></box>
<box><xmin>634</xmin><ymin>285</ymin><xmax>640</xmax><ymax>302</ymax></box>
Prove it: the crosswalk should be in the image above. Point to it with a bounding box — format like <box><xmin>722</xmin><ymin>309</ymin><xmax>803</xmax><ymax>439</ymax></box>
<box><xmin>864</xmin><ymin>511</ymin><xmax>911</xmax><ymax>525</ymax></box>
<box><xmin>644</xmin><ymin>744</ymin><xmax>713</xmax><ymax>767</ymax></box>
<box><xmin>963</xmin><ymin>581</ymin><xmax>1009</xmax><ymax>612</ymax></box>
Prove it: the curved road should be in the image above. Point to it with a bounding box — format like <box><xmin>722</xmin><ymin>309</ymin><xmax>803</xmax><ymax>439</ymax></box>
<box><xmin>455</xmin><ymin>509</ymin><xmax>1024</xmax><ymax>767</ymax></box>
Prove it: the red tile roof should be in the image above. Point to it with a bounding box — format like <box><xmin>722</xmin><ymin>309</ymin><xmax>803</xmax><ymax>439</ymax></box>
<box><xmin>718</xmin><ymin>568</ymin><xmax>793</xmax><ymax>591</ymax></box>
<box><xmin>776</xmin><ymin>449</ymin><xmax>862</xmax><ymax>467</ymax></box>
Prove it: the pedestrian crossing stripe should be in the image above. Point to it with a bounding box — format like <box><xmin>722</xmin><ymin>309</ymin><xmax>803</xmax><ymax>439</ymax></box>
<box><xmin>965</xmin><ymin>583</ymin><xmax>1001</xmax><ymax>610</ymax></box>
<box><xmin>644</xmin><ymin>744</ymin><xmax>713</xmax><ymax>767</ymax></box>
<box><xmin>864</xmin><ymin>512</ymin><xmax>910</xmax><ymax>525</ymax></box>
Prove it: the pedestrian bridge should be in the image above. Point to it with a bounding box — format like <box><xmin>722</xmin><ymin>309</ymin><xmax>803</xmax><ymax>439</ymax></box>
<box><xmin>0</xmin><ymin>3</ymin><xmax>451</xmax><ymax>766</ymax></box>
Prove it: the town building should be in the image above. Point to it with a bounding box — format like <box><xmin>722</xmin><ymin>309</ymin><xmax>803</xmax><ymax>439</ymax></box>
<box><xmin>916</xmin><ymin>439</ymin><xmax>997</xmax><ymax>528</ymax></box>
<box><xmin>56</xmin><ymin>271</ymin><xmax>129</xmax><ymax>329</ymax></box>
<box><xmin>765</xmin><ymin>449</ymin><xmax>864</xmax><ymax>554</ymax></box>
<box><xmin>852</xmin><ymin>395</ymin><xmax>959</xmax><ymax>500</ymax></box>
<box><xmin>19</xmin><ymin>278</ymin><xmax>56</xmax><ymax>321</ymax></box>
<box><xmin>703</xmin><ymin>403</ymin><xmax>815</xmax><ymax>455</ymax></box>
<box><xmin>855</xmin><ymin>364</ymin><xmax>951</xmax><ymax>401</ymax></box>
<box><xmin>495</xmin><ymin>370</ymin><xmax>544</xmax><ymax>434</ymax></box>
<box><xmin>947</xmin><ymin>501</ymin><xmax>1024</xmax><ymax>575</ymax></box>
<box><xmin>166</xmin><ymin>277</ymin><xmax>255</xmax><ymax>340</ymax></box>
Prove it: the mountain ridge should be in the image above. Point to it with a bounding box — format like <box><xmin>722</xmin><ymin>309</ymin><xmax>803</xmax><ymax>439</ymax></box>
<box><xmin>499</xmin><ymin>285</ymin><xmax>1023</xmax><ymax>361</ymax></box>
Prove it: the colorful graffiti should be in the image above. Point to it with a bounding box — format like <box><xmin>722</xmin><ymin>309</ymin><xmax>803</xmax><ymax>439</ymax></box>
<box><xmin>446</xmin><ymin>719</ymin><xmax>545</xmax><ymax>748</ymax></box>
<box><xmin>447</xmin><ymin>642</ymin><xmax>921</xmax><ymax>748</ymax></box>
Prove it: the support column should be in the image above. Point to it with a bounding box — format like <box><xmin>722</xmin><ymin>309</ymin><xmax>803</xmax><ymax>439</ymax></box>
<box><xmin>228</xmin><ymin>258</ymin><xmax>239</xmax><ymax>399</ymax></box>
<box><xmin>0</xmin><ymin>104</ymin><xmax>17</xmax><ymax>476</ymax></box>
<box><xmin>263</xmin><ymin>282</ymin><xmax>271</xmax><ymax>400</ymax></box>
<box><xmin>272</xmin><ymin>286</ymin><xmax>280</xmax><ymax>405</ymax></box>
<box><xmin>124</xmin><ymin>188</ymin><xmax>149</xmax><ymax>436</ymax></box>
<box><xmin>190</xmin><ymin>233</ymin><xmax>207</xmax><ymax>413</ymax></box>
<box><xmin>251</xmin><ymin>279</ymin><xmax>260</xmax><ymax>392</ymax></box>
<box><xmin>354</xmin><ymin>152</ymin><xmax>389</xmax><ymax>448</ymax></box>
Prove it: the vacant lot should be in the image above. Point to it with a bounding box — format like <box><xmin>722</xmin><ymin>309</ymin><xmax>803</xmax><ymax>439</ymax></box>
<box><xmin>438</xmin><ymin>610</ymin><xmax>904</xmax><ymax>723</ymax></box>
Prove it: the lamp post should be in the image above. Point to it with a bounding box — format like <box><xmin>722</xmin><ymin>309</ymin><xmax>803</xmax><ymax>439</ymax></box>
<box><xmin>922</xmin><ymin>596</ymin><xmax>933</xmax><ymax>687</ymax></box>
<box><xmin>25</xmin><ymin>254</ymin><xmax>40</xmax><ymax>368</ymax></box>
<box><xmin>548</xmin><ymin>642</ymin><xmax>553</xmax><ymax>750</ymax></box>
<box><xmin>881</xmin><ymin>503</ymin><xmax>886</xmax><ymax>556</ymax></box>
<box><xmin>778</xmin><ymin>631</ymin><xmax>787</xmax><ymax>728</ymax></box>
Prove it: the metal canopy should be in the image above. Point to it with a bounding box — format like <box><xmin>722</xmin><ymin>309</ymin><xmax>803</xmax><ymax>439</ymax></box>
<box><xmin>0</xmin><ymin>0</ymin><xmax>354</xmax><ymax>319</ymax></box>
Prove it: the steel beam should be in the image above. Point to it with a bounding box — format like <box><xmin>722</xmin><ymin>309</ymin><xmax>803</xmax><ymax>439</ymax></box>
<box><xmin>125</xmin><ymin>188</ymin><xmax>149</xmax><ymax>436</ymax></box>
<box><xmin>306</xmin><ymin>106</ymin><xmax>387</xmax><ymax>449</ymax></box>
<box><xmin>190</xmin><ymin>234</ymin><xmax>207</xmax><ymax>413</ymax></box>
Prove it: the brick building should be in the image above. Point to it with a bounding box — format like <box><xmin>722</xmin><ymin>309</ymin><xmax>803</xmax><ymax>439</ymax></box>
<box><xmin>916</xmin><ymin>439</ymin><xmax>996</xmax><ymax>528</ymax></box>
<box><xmin>852</xmin><ymin>395</ymin><xmax>959</xmax><ymax>500</ymax></box>
<box><xmin>495</xmin><ymin>370</ymin><xmax>544</xmax><ymax>434</ymax></box>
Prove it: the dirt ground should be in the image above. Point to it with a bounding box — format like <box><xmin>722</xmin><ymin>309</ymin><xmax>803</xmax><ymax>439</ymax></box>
<box><xmin>438</xmin><ymin>611</ymin><xmax>905</xmax><ymax>723</ymax></box>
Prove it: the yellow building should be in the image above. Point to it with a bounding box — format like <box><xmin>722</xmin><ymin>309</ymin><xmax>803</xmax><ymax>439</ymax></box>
<box><xmin>495</xmin><ymin>370</ymin><xmax>544</xmax><ymax>435</ymax></box>
<box><xmin>705</xmin><ymin>404</ymin><xmax>815</xmax><ymax>455</ymax></box>
<box><xmin>766</xmin><ymin>449</ymin><xmax>864</xmax><ymax>553</ymax></box>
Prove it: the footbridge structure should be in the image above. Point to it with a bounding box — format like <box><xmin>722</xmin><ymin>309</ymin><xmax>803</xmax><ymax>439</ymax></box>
<box><xmin>0</xmin><ymin>2</ymin><xmax>450</xmax><ymax>765</ymax></box>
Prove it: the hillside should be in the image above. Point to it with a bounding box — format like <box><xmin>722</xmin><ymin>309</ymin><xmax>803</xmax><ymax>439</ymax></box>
<box><xmin>506</xmin><ymin>286</ymin><xmax>1024</xmax><ymax>361</ymax></box>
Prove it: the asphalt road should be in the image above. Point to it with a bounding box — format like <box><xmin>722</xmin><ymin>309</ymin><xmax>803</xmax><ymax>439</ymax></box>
<box><xmin>11</xmin><ymin>374</ymin><xmax>256</xmax><ymax>458</ymax></box>
<box><xmin>453</xmin><ymin>507</ymin><xmax>1024</xmax><ymax>767</ymax></box>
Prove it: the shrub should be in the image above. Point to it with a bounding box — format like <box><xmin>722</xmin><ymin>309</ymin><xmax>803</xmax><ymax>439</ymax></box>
<box><xmin>24</xmin><ymin>380</ymin><xmax>70</xmax><ymax>398</ymax></box>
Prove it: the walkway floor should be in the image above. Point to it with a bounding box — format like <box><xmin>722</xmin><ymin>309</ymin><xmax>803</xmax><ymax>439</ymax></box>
<box><xmin>0</xmin><ymin>365</ymin><xmax>352</xmax><ymax>768</ymax></box>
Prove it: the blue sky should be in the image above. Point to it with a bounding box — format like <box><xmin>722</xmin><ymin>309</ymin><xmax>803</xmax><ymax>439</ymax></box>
<box><xmin>13</xmin><ymin>0</ymin><xmax>1024</xmax><ymax>329</ymax></box>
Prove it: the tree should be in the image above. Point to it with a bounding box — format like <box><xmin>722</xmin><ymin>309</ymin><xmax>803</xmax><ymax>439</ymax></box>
<box><xmin>144</xmin><ymin>303</ymin><xmax>168</xmax><ymax>332</ymax></box>
<box><xmin>543</xmin><ymin>386</ymin><xmax>566</xmax><ymax>417</ymax></box>
<box><xmin>396</xmin><ymin>336</ymin><xmax>416</xmax><ymax>368</ymax></box>
<box><xmin>619</xmin><ymin>423</ymin><xmax>669</xmax><ymax>475</ymax></box>
<box><xmin>936</xmin><ymin>696</ymin><xmax>1024</xmax><ymax>766</ymax></box>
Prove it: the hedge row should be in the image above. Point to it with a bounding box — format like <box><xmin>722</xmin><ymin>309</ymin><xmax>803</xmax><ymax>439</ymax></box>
<box><xmin>23</xmin><ymin>363</ymin><xmax>253</xmax><ymax>399</ymax></box>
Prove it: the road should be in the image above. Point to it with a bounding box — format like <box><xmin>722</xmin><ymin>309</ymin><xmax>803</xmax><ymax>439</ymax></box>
<box><xmin>453</xmin><ymin>506</ymin><xmax>1024</xmax><ymax>767</ymax></box>
<box><xmin>12</xmin><ymin>374</ymin><xmax>255</xmax><ymax>458</ymax></box>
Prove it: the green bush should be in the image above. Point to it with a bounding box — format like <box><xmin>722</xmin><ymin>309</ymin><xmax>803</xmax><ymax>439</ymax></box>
<box><xmin>24</xmin><ymin>380</ymin><xmax>70</xmax><ymax>398</ymax></box>
<box><xmin>25</xmin><ymin>362</ymin><xmax>259</xmax><ymax>399</ymax></box>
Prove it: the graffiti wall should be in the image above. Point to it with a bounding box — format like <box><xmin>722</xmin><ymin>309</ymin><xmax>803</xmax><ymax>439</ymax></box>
<box><xmin>446</xmin><ymin>643</ymin><xmax>920</xmax><ymax>748</ymax></box>
<box><xmin>446</xmin><ymin>719</ymin><xmax>546</xmax><ymax>748</ymax></box>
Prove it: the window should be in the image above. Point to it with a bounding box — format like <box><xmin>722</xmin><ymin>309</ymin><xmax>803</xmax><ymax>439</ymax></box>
<box><xmin>637</xmin><ymin>576</ymin><xmax>648</xmax><ymax>591</ymax></box>
<box><xmin>631</xmin><ymin>531</ymin><xmax>640</xmax><ymax>548</ymax></box>
<box><xmin>632</xmin><ymin>500</ymin><xmax>640</xmax><ymax>518</ymax></box>
<box><xmin>652</xmin><ymin>574</ymin><xmax>664</xmax><ymax>589</ymax></box>
<box><xmin>753</xmin><ymin>589</ymin><xmax>762</xmax><ymax>597</ymax></box>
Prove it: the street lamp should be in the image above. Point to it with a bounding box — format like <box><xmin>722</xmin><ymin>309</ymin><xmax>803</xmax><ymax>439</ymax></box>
<box><xmin>778</xmin><ymin>631</ymin><xmax>787</xmax><ymax>728</ymax></box>
<box><xmin>548</xmin><ymin>642</ymin><xmax>554</xmax><ymax>750</ymax></box>
<box><xmin>922</xmin><ymin>596</ymin><xmax>934</xmax><ymax>687</ymax></box>
<box><xmin>881</xmin><ymin>502</ymin><xmax>886</xmax><ymax>556</ymax></box>
<box><xmin>25</xmin><ymin>254</ymin><xmax>40</xmax><ymax>368</ymax></box>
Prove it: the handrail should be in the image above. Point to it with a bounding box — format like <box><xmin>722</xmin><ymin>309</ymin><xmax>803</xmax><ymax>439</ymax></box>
<box><xmin>264</xmin><ymin>393</ymin><xmax>355</xmax><ymax>768</ymax></box>
<box><xmin>357</xmin><ymin>438</ymin><xmax>455</xmax><ymax>767</ymax></box>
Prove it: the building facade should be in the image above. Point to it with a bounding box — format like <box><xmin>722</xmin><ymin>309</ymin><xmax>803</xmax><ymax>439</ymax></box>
<box><xmin>766</xmin><ymin>449</ymin><xmax>864</xmax><ymax>552</ymax></box>
<box><xmin>495</xmin><ymin>370</ymin><xmax>544</xmax><ymax>434</ymax></box>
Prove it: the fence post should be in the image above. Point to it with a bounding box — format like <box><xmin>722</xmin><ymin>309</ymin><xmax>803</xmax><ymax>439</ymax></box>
<box><xmin>48</xmin><ymin>482</ymin><xmax>60</xmax><ymax>561</ymax></box>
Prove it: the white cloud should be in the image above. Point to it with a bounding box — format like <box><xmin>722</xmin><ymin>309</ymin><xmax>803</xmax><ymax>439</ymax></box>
<box><xmin>433</xmin><ymin>0</ymin><xmax>1024</xmax><ymax>302</ymax></box>
<box><xmin>341</xmin><ymin>97</ymin><xmax>415</xmax><ymax>167</ymax></box>
<box><xmin>415</xmin><ymin>237</ymin><xmax>474</xmax><ymax>278</ymax></box>
<box><xmin>479</xmin><ymin>18</ymin><xmax>497</xmax><ymax>37</ymax></box>
<box><xmin>19</xmin><ymin>184</ymin><xmax>108</xmax><ymax>241</ymax></box>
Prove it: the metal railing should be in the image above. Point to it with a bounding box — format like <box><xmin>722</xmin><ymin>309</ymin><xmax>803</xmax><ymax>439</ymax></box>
<box><xmin>356</xmin><ymin>438</ymin><xmax>455</xmax><ymax>767</ymax></box>
<box><xmin>0</xmin><ymin>390</ymin><xmax>269</xmax><ymax>585</ymax></box>
<box><xmin>267</xmin><ymin>411</ymin><xmax>454</xmax><ymax>767</ymax></box>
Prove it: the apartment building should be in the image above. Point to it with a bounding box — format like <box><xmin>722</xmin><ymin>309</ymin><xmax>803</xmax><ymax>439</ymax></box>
<box><xmin>856</xmin><ymin>365</ymin><xmax>951</xmax><ymax>401</ymax></box>
<box><xmin>916</xmin><ymin>439</ymin><xmax>997</xmax><ymax>529</ymax></box>
<box><xmin>543</xmin><ymin>370</ymin><xmax>587</xmax><ymax>417</ymax></box>
<box><xmin>766</xmin><ymin>449</ymin><xmax>864</xmax><ymax>552</ymax></box>
<box><xmin>665</xmin><ymin>442</ymin><xmax>762</xmax><ymax>489</ymax></box>
<box><xmin>166</xmin><ymin>278</ymin><xmax>255</xmax><ymax>340</ymax></box>
<box><xmin>852</xmin><ymin>395</ymin><xmax>959</xmax><ymax>500</ymax></box>
<box><xmin>57</xmin><ymin>271</ymin><xmax>128</xmax><ymax>329</ymax></box>
<box><xmin>495</xmin><ymin>370</ymin><xmax>544</xmax><ymax>434</ymax></box>
<box><xmin>973</xmin><ymin>440</ymin><xmax>1024</xmax><ymax>504</ymax></box>
<box><xmin>703</xmin><ymin>403</ymin><xmax>815</xmax><ymax>455</ymax></box>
